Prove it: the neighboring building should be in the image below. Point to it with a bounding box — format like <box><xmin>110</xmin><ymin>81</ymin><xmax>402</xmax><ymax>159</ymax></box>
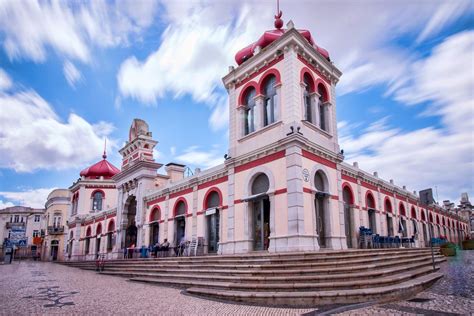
<box><xmin>42</xmin><ymin>189</ymin><xmax>70</xmax><ymax>261</ymax></box>
<box><xmin>0</xmin><ymin>206</ymin><xmax>46</xmax><ymax>257</ymax></box>
<box><xmin>444</xmin><ymin>193</ymin><xmax>474</xmax><ymax>239</ymax></box>
<box><xmin>66</xmin><ymin>15</ymin><xmax>470</xmax><ymax>261</ymax></box>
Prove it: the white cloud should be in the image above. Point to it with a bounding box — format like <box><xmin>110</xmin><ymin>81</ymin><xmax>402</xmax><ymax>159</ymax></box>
<box><xmin>0</xmin><ymin>0</ymin><xmax>159</xmax><ymax>63</ymax></box>
<box><xmin>340</xmin><ymin>31</ymin><xmax>474</xmax><ymax>202</ymax></box>
<box><xmin>0</xmin><ymin>200</ymin><xmax>15</xmax><ymax>209</ymax></box>
<box><xmin>175</xmin><ymin>146</ymin><xmax>224</xmax><ymax>170</ymax></box>
<box><xmin>0</xmin><ymin>84</ymin><xmax>116</xmax><ymax>172</ymax></box>
<box><xmin>63</xmin><ymin>60</ymin><xmax>82</xmax><ymax>87</ymax></box>
<box><xmin>0</xmin><ymin>68</ymin><xmax>12</xmax><ymax>91</ymax></box>
<box><xmin>0</xmin><ymin>188</ymin><xmax>55</xmax><ymax>208</ymax></box>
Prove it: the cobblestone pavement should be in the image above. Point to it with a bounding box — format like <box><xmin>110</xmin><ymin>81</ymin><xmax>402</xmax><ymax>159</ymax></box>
<box><xmin>334</xmin><ymin>250</ymin><xmax>474</xmax><ymax>316</ymax></box>
<box><xmin>0</xmin><ymin>251</ymin><xmax>472</xmax><ymax>315</ymax></box>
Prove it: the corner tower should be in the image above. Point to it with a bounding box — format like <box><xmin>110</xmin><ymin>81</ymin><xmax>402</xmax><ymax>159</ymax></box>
<box><xmin>223</xmin><ymin>15</ymin><xmax>342</xmax><ymax>159</ymax></box>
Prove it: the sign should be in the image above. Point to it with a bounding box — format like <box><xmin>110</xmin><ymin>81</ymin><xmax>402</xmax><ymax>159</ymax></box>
<box><xmin>205</xmin><ymin>208</ymin><xmax>217</xmax><ymax>216</ymax></box>
<box><xmin>9</xmin><ymin>230</ymin><xmax>26</xmax><ymax>242</ymax></box>
<box><xmin>18</xmin><ymin>239</ymin><xmax>27</xmax><ymax>247</ymax></box>
<box><xmin>302</xmin><ymin>169</ymin><xmax>310</xmax><ymax>182</ymax></box>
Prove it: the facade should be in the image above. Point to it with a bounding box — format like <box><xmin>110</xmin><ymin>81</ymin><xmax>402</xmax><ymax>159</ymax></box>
<box><xmin>42</xmin><ymin>189</ymin><xmax>70</xmax><ymax>261</ymax></box>
<box><xmin>66</xmin><ymin>17</ymin><xmax>470</xmax><ymax>261</ymax></box>
<box><xmin>0</xmin><ymin>206</ymin><xmax>46</xmax><ymax>256</ymax></box>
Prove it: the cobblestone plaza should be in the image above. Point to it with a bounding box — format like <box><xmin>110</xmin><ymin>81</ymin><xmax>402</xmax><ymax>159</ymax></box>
<box><xmin>0</xmin><ymin>251</ymin><xmax>472</xmax><ymax>315</ymax></box>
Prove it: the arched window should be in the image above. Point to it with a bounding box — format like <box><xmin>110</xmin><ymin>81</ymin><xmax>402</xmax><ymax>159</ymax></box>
<box><xmin>150</xmin><ymin>207</ymin><xmax>160</xmax><ymax>222</ymax></box>
<box><xmin>251</xmin><ymin>173</ymin><xmax>270</xmax><ymax>195</ymax></box>
<box><xmin>314</xmin><ymin>171</ymin><xmax>325</xmax><ymax>192</ymax></box>
<box><xmin>385</xmin><ymin>198</ymin><xmax>392</xmax><ymax>213</ymax></box>
<box><xmin>317</xmin><ymin>83</ymin><xmax>328</xmax><ymax>132</ymax></box>
<box><xmin>96</xmin><ymin>224</ymin><xmax>102</xmax><ymax>236</ymax></box>
<box><xmin>92</xmin><ymin>191</ymin><xmax>103</xmax><ymax>211</ymax></box>
<box><xmin>421</xmin><ymin>210</ymin><xmax>426</xmax><ymax>221</ymax></box>
<box><xmin>107</xmin><ymin>220</ymin><xmax>115</xmax><ymax>252</ymax></box>
<box><xmin>175</xmin><ymin>200</ymin><xmax>186</xmax><ymax>217</ymax></box>
<box><xmin>303</xmin><ymin>73</ymin><xmax>315</xmax><ymax>124</ymax></box>
<box><xmin>206</xmin><ymin>191</ymin><xmax>220</xmax><ymax>209</ymax></box>
<box><xmin>399</xmin><ymin>203</ymin><xmax>406</xmax><ymax>217</ymax></box>
<box><xmin>263</xmin><ymin>75</ymin><xmax>277</xmax><ymax>126</ymax></box>
<box><xmin>243</xmin><ymin>87</ymin><xmax>256</xmax><ymax>135</ymax></box>
<box><xmin>366</xmin><ymin>193</ymin><xmax>376</xmax><ymax>210</ymax></box>
<box><xmin>411</xmin><ymin>207</ymin><xmax>417</xmax><ymax>219</ymax></box>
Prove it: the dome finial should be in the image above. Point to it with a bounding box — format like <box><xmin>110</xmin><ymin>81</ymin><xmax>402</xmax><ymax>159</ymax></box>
<box><xmin>274</xmin><ymin>0</ymin><xmax>283</xmax><ymax>29</ymax></box>
<box><xmin>102</xmin><ymin>138</ymin><xmax>107</xmax><ymax>159</ymax></box>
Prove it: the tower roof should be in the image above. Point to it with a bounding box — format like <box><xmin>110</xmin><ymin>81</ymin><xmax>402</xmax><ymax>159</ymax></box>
<box><xmin>235</xmin><ymin>12</ymin><xmax>330</xmax><ymax>65</ymax></box>
<box><xmin>79</xmin><ymin>158</ymin><xmax>120</xmax><ymax>179</ymax></box>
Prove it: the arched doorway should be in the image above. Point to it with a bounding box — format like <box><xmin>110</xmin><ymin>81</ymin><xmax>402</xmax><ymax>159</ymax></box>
<box><xmin>67</xmin><ymin>231</ymin><xmax>73</xmax><ymax>259</ymax></box>
<box><xmin>174</xmin><ymin>199</ymin><xmax>187</xmax><ymax>244</ymax></box>
<box><xmin>251</xmin><ymin>173</ymin><xmax>270</xmax><ymax>251</ymax></box>
<box><xmin>385</xmin><ymin>199</ymin><xmax>394</xmax><ymax>236</ymax></box>
<box><xmin>149</xmin><ymin>207</ymin><xmax>160</xmax><ymax>246</ymax></box>
<box><xmin>84</xmin><ymin>226</ymin><xmax>91</xmax><ymax>255</ymax></box>
<box><xmin>314</xmin><ymin>171</ymin><xmax>328</xmax><ymax>248</ymax></box>
<box><xmin>342</xmin><ymin>185</ymin><xmax>354</xmax><ymax>248</ymax></box>
<box><xmin>205</xmin><ymin>190</ymin><xmax>221</xmax><ymax>253</ymax></box>
<box><xmin>366</xmin><ymin>193</ymin><xmax>376</xmax><ymax>234</ymax></box>
<box><xmin>107</xmin><ymin>220</ymin><xmax>114</xmax><ymax>252</ymax></box>
<box><xmin>125</xmin><ymin>196</ymin><xmax>137</xmax><ymax>248</ymax></box>
<box><xmin>50</xmin><ymin>240</ymin><xmax>59</xmax><ymax>261</ymax></box>
<box><xmin>95</xmin><ymin>224</ymin><xmax>102</xmax><ymax>258</ymax></box>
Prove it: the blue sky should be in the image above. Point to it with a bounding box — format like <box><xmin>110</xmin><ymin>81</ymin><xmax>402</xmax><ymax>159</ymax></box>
<box><xmin>0</xmin><ymin>0</ymin><xmax>473</xmax><ymax>208</ymax></box>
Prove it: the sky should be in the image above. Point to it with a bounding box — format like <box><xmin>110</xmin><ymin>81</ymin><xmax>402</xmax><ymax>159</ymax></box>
<box><xmin>0</xmin><ymin>0</ymin><xmax>473</xmax><ymax>208</ymax></box>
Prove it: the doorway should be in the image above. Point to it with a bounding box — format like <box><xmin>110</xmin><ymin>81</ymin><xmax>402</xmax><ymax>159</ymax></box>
<box><xmin>175</xmin><ymin>217</ymin><xmax>186</xmax><ymax>244</ymax></box>
<box><xmin>342</xmin><ymin>186</ymin><xmax>353</xmax><ymax>248</ymax></box>
<box><xmin>207</xmin><ymin>210</ymin><xmax>220</xmax><ymax>253</ymax></box>
<box><xmin>253</xmin><ymin>197</ymin><xmax>270</xmax><ymax>251</ymax></box>
<box><xmin>314</xmin><ymin>171</ymin><xmax>328</xmax><ymax>248</ymax></box>
<box><xmin>50</xmin><ymin>240</ymin><xmax>59</xmax><ymax>261</ymax></box>
<box><xmin>125</xmin><ymin>196</ymin><xmax>137</xmax><ymax>248</ymax></box>
<box><xmin>150</xmin><ymin>222</ymin><xmax>159</xmax><ymax>246</ymax></box>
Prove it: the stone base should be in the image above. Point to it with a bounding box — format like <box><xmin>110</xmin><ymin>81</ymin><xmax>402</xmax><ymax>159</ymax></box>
<box><xmin>269</xmin><ymin>234</ymin><xmax>320</xmax><ymax>252</ymax></box>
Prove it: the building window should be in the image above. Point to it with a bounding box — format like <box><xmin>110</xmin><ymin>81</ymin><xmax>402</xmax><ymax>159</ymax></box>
<box><xmin>33</xmin><ymin>230</ymin><xmax>40</xmax><ymax>238</ymax></box>
<box><xmin>263</xmin><ymin>75</ymin><xmax>277</xmax><ymax>126</ymax></box>
<box><xmin>34</xmin><ymin>215</ymin><xmax>41</xmax><ymax>222</ymax></box>
<box><xmin>243</xmin><ymin>87</ymin><xmax>256</xmax><ymax>135</ymax></box>
<box><xmin>303</xmin><ymin>73</ymin><xmax>315</xmax><ymax>123</ymax></box>
<box><xmin>53</xmin><ymin>214</ymin><xmax>62</xmax><ymax>228</ymax></box>
<box><xmin>317</xmin><ymin>84</ymin><xmax>328</xmax><ymax>132</ymax></box>
<box><xmin>92</xmin><ymin>191</ymin><xmax>103</xmax><ymax>211</ymax></box>
<box><xmin>14</xmin><ymin>215</ymin><xmax>19</xmax><ymax>223</ymax></box>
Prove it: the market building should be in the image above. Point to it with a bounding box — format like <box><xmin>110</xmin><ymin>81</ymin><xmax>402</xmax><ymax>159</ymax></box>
<box><xmin>65</xmin><ymin>16</ymin><xmax>470</xmax><ymax>261</ymax></box>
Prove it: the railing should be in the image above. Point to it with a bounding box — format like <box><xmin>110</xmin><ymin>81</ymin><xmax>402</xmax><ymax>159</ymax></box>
<box><xmin>47</xmin><ymin>226</ymin><xmax>65</xmax><ymax>235</ymax></box>
<box><xmin>6</xmin><ymin>222</ymin><xmax>26</xmax><ymax>229</ymax></box>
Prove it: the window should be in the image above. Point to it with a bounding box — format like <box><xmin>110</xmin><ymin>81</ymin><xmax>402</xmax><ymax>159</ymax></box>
<box><xmin>34</xmin><ymin>215</ymin><xmax>41</xmax><ymax>222</ymax></box>
<box><xmin>243</xmin><ymin>88</ymin><xmax>256</xmax><ymax>135</ymax></box>
<box><xmin>92</xmin><ymin>191</ymin><xmax>103</xmax><ymax>211</ymax></box>
<box><xmin>206</xmin><ymin>191</ymin><xmax>220</xmax><ymax>209</ymax></box>
<box><xmin>33</xmin><ymin>230</ymin><xmax>40</xmax><ymax>238</ymax></box>
<box><xmin>175</xmin><ymin>200</ymin><xmax>186</xmax><ymax>217</ymax></box>
<box><xmin>317</xmin><ymin>84</ymin><xmax>327</xmax><ymax>131</ymax></box>
<box><xmin>263</xmin><ymin>75</ymin><xmax>277</xmax><ymax>126</ymax></box>
<box><xmin>14</xmin><ymin>215</ymin><xmax>19</xmax><ymax>223</ymax></box>
<box><xmin>53</xmin><ymin>214</ymin><xmax>61</xmax><ymax>227</ymax></box>
<box><xmin>303</xmin><ymin>73</ymin><xmax>315</xmax><ymax>123</ymax></box>
<box><xmin>251</xmin><ymin>173</ymin><xmax>270</xmax><ymax>195</ymax></box>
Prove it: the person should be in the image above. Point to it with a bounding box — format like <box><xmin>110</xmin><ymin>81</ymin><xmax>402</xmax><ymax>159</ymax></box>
<box><xmin>159</xmin><ymin>239</ymin><xmax>170</xmax><ymax>257</ymax></box>
<box><xmin>178</xmin><ymin>236</ymin><xmax>187</xmax><ymax>256</ymax></box>
<box><xmin>127</xmin><ymin>243</ymin><xmax>135</xmax><ymax>259</ymax></box>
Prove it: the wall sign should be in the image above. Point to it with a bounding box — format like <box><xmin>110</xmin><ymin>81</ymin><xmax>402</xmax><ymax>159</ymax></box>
<box><xmin>302</xmin><ymin>169</ymin><xmax>310</xmax><ymax>182</ymax></box>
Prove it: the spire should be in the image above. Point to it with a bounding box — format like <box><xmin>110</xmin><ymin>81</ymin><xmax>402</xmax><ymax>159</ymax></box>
<box><xmin>102</xmin><ymin>138</ymin><xmax>107</xmax><ymax>160</ymax></box>
<box><xmin>274</xmin><ymin>0</ymin><xmax>283</xmax><ymax>29</ymax></box>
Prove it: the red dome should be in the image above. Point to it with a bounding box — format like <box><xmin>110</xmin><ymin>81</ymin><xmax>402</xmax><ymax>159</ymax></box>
<box><xmin>235</xmin><ymin>28</ymin><xmax>330</xmax><ymax>65</ymax></box>
<box><xmin>80</xmin><ymin>157</ymin><xmax>120</xmax><ymax>179</ymax></box>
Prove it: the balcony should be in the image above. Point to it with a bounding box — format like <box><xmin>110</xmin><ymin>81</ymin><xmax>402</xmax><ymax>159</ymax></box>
<box><xmin>47</xmin><ymin>226</ymin><xmax>65</xmax><ymax>235</ymax></box>
<box><xmin>6</xmin><ymin>222</ymin><xmax>26</xmax><ymax>229</ymax></box>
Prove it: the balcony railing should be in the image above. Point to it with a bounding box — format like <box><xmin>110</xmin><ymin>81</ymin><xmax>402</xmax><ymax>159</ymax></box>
<box><xmin>6</xmin><ymin>222</ymin><xmax>26</xmax><ymax>229</ymax></box>
<box><xmin>47</xmin><ymin>226</ymin><xmax>65</xmax><ymax>235</ymax></box>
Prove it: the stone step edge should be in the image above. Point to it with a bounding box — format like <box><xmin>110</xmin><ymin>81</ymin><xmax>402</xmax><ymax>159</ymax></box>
<box><xmin>184</xmin><ymin>272</ymin><xmax>443</xmax><ymax>306</ymax></box>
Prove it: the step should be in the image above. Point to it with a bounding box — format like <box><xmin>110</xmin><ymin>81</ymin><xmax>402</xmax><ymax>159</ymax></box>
<box><xmin>185</xmin><ymin>272</ymin><xmax>443</xmax><ymax>306</ymax></box>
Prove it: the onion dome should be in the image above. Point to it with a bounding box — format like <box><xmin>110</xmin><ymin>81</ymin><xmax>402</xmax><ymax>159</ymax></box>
<box><xmin>235</xmin><ymin>12</ymin><xmax>330</xmax><ymax>65</ymax></box>
<box><xmin>80</xmin><ymin>152</ymin><xmax>120</xmax><ymax>179</ymax></box>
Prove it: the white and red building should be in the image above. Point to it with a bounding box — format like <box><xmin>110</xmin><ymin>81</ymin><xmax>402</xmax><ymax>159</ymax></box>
<box><xmin>66</xmin><ymin>16</ymin><xmax>469</xmax><ymax>260</ymax></box>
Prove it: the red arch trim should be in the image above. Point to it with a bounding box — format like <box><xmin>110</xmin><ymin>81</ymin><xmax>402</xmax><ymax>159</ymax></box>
<box><xmin>342</xmin><ymin>182</ymin><xmax>354</xmax><ymax>205</ymax></box>
<box><xmin>95</xmin><ymin>223</ymin><xmax>102</xmax><ymax>235</ymax></box>
<box><xmin>258</xmin><ymin>68</ymin><xmax>281</xmax><ymax>93</ymax></box>
<box><xmin>300</xmin><ymin>67</ymin><xmax>316</xmax><ymax>92</ymax></box>
<box><xmin>384</xmin><ymin>197</ymin><xmax>393</xmax><ymax>213</ymax></box>
<box><xmin>238</xmin><ymin>81</ymin><xmax>259</xmax><ymax>106</ymax></box>
<box><xmin>399</xmin><ymin>202</ymin><xmax>406</xmax><ymax>217</ymax></box>
<box><xmin>90</xmin><ymin>189</ymin><xmax>106</xmax><ymax>198</ymax></box>
<box><xmin>315</xmin><ymin>80</ymin><xmax>330</xmax><ymax>102</ymax></box>
<box><xmin>149</xmin><ymin>206</ymin><xmax>161</xmax><ymax>222</ymax></box>
<box><xmin>202</xmin><ymin>187</ymin><xmax>223</xmax><ymax>210</ymax></box>
<box><xmin>107</xmin><ymin>219</ymin><xmax>115</xmax><ymax>232</ymax></box>
<box><xmin>365</xmin><ymin>190</ymin><xmax>376</xmax><ymax>210</ymax></box>
<box><xmin>173</xmin><ymin>197</ymin><xmax>188</xmax><ymax>217</ymax></box>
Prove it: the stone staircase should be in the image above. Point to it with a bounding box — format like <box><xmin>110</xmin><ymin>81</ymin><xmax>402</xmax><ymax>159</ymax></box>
<box><xmin>61</xmin><ymin>248</ymin><xmax>445</xmax><ymax>306</ymax></box>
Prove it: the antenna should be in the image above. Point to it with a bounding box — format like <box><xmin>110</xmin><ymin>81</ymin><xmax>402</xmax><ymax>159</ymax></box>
<box><xmin>102</xmin><ymin>138</ymin><xmax>107</xmax><ymax>159</ymax></box>
<box><xmin>274</xmin><ymin>0</ymin><xmax>283</xmax><ymax>29</ymax></box>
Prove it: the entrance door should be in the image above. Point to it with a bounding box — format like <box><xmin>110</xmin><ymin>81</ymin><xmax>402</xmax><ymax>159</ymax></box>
<box><xmin>207</xmin><ymin>210</ymin><xmax>220</xmax><ymax>253</ymax></box>
<box><xmin>344</xmin><ymin>204</ymin><xmax>352</xmax><ymax>248</ymax></box>
<box><xmin>150</xmin><ymin>223</ymin><xmax>159</xmax><ymax>246</ymax></box>
<box><xmin>368</xmin><ymin>209</ymin><xmax>376</xmax><ymax>234</ymax></box>
<box><xmin>176</xmin><ymin>217</ymin><xmax>186</xmax><ymax>244</ymax></box>
<box><xmin>387</xmin><ymin>214</ymin><xmax>394</xmax><ymax>236</ymax></box>
<box><xmin>125</xmin><ymin>225</ymin><xmax>137</xmax><ymax>248</ymax></box>
<box><xmin>315</xmin><ymin>193</ymin><xmax>326</xmax><ymax>247</ymax></box>
<box><xmin>51</xmin><ymin>246</ymin><xmax>58</xmax><ymax>261</ymax></box>
<box><xmin>253</xmin><ymin>198</ymin><xmax>270</xmax><ymax>251</ymax></box>
<box><xmin>95</xmin><ymin>237</ymin><xmax>101</xmax><ymax>258</ymax></box>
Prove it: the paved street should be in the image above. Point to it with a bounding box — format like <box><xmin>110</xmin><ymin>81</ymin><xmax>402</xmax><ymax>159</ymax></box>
<box><xmin>0</xmin><ymin>251</ymin><xmax>472</xmax><ymax>315</ymax></box>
